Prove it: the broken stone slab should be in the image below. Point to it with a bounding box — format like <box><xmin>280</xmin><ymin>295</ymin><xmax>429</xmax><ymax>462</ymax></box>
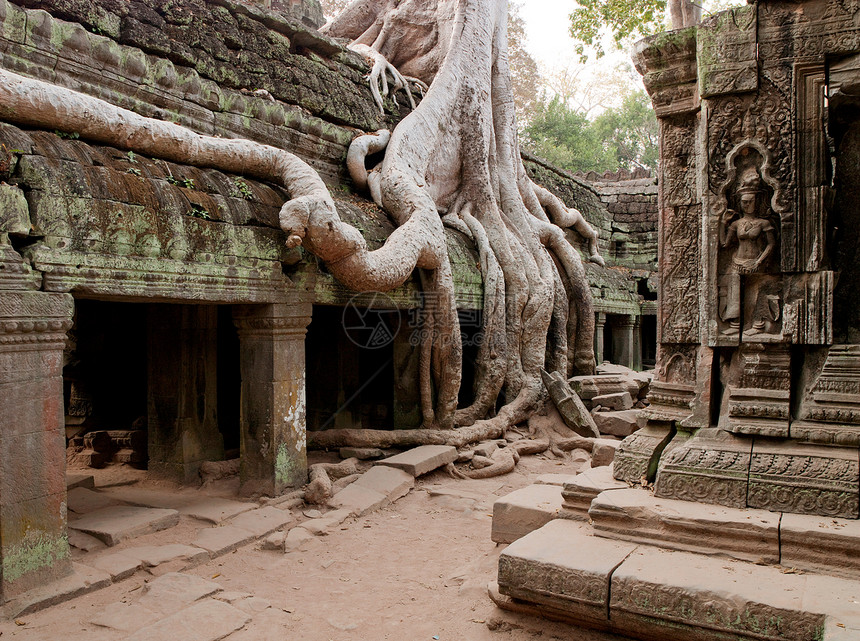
<box><xmin>534</xmin><ymin>473</ymin><xmax>579</xmax><ymax>486</ymax></box>
<box><xmin>592</xmin><ymin>409</ymin><xmax>645</xmax><ymax>437</ymax></box>
<box><xmin>560</xmin><ymin>466</ymin><xmax>628</xmax><ymax>520</ymax></box>
<box><xmin>591</xmin><ymin>391</ymin><xmax>634</xmax><ymax>411</ymax></box>
<box><xmin>88</xmin><ymin>551</ymin><xmax>142</xmax><ymax>581</ymax></box>
<box><xmin>69</xmin><ymin>506</ymin><xmax>180</xmax><ymax>546</ymax></box>
<box><xmin>376</xmin><ymin>444</ymin><xmax>458</xmax><ymax>477</ymax></box>
<box><xmin>66</xmin><ymin>473</ymin><xmax>95</xmax><ymax>490</ymax></box>
<box><xmin>125</xmin><ymin>544</ymin><xmax>210</xmax><ymax>572</ymax></box>
<box><xmin>498</xmin><ymin>519</ymin><xmax>637</xmax><ymax>630</ymax></box>
<box><xmin>610</xmin><ymin>547</ymin><xmax>825</xmax><ymax>641</ymax></box>
<box><xmin>193</xmin><ymin>525</ymin><xmax>256</xmax><ymax>557</ymax></box>
<box><xmin>339</xmin><ymin>447</ymin><xmax>385</xmax><ymax>460</ymax></box>
<box><xmin>491</xmin><ymin>484</ymin><xmax>564</xmax><ymax>544</ymax></box>
<box><xmin>90</xmin><ymin>602</ymin><xmax>159</xmax><ymax>633</ymax></box>
<box><xmin>67</xmin><ymin>487</ymin><xmax>122</xmax><ymax>514</ymax></box>
<box><xmin>136</xmin><ymin>572</ymin><xmax>223</xmax><ymax>616</ymax></box>
<box><xmin>180</xmin><ymin>497</ymin><xmax>257</xmax><ymax>524</ymax></box>
<box><xmin>228</xmin><ymin>505</ymin><xmax>294</xmax><ymax>538</ymax></box>
<box><xmin>327</xmin><ymin>483</ymin><xmax>389</xmax><ymax>516</ymax></box>
<box><xmin>284</xmin><ymin>527</ymin><xmax>322</xmax><ymax>552</ymax></box>
<box><xmin>262</xmin><ymin>530</ymin><xmax>287</xmax><ymax>551</ymax></box>
<box><xmin>472</xmin><ymin>441</ymin><xmax>499</xmax><ymax>458</ymax></box>
<box><xmin>780</xmin><ymin>513</ymin><xmax>860</xmax><ymax>580</ymax></box>
<box><xmin>588</xmin><ymin>488</ymin><xmax>780</xmax><ymax>564</ymax></box>
<box><xmin>591</xmin><ymin>439</ymin><xmax>620</xmax><ymax>467</ymax></box>
<box><xmin>570</xmin><ymin>374</ymin><xmax>642</xmax><ymax>403</ymax></box>
<box><xmin>99</xmin><ymin>487</ymin><xmax>192</xmax><ymax>510</ymax></box>
<box><xmin>7</xmin><ymin>562</ymin><xmax>112</xmax><ymax>617</ymax></box>
<box><xmin>298</xmin><ymin>509</ymin><xmax>352</xmax><ymax>535</ymax></box>
<box><xmin>68</xmin><ymin>528</ymin><xmax>106</xmax><ymax>552</ymax></box>
<box><xmin>352</xmin><ymin>465</ymin><xmax>414</xmax><ymax>502</ymax></box>
<box><xmin>124</xmin><ymin>598</ymin><xmax>250</xmax><ymax>641</ymax></box>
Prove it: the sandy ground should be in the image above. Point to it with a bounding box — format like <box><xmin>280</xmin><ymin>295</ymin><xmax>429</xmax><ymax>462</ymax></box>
<box><xmin>0</xmin><ymin>456</ymin><xmax>627</xmax><ymax>641</ymax></box>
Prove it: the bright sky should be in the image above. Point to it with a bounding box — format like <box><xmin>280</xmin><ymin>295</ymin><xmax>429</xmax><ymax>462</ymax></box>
<box><xmin>517</xmin><ymin>0</ymin><xmax>579</xmax><ymax>67</ymax></box>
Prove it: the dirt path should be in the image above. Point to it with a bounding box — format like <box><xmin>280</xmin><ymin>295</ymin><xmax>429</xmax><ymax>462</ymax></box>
<box><xmin>1</xmin><ymin>457</ymin><xmax>625</xmax><ymax>640</ymax></box>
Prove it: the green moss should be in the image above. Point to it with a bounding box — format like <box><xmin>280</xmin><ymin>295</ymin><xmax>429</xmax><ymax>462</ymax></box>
<box><xmin>2</xmin><ymin>532</ymin><xmax>69</xmax><ymax>583</ymax></box>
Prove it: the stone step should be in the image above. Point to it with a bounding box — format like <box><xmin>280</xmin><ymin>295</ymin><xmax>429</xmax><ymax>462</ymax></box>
<box><xmin>69</xmin><ymin>506</ymin><xmax>180</xmax><ymax>546</ymax></box>
<box><xmin>494</xmin><ymin>519</ymin><xmax>860</xmax><ymax>641</ymax></box>
<box><xmin>588</xmin><ymin>487</ymin><xmax>781</xmax><ymax>564</ymax></box>
<box><xmin>376</xmin><ymin>444</ymin><xmax>457</xmax><ymax>477</ymax></box>
<box><xmin>491</xmin><ymin>483</ymin><xmax>563</xmax><ymax>544</ymax></box>
<box><xmin>3</xmin><ymin>563</ymin><xmax>112</xmax><ymax>618</ymax></box>
<box><xmin>560</xmin><ymin>465</ymin><xmax>627</xmax><ymax>519</ymax></box>
<box><xmin>351</xmin><ymin>465</ymin><xmax>414</xmax><ymax>501</ymax></box>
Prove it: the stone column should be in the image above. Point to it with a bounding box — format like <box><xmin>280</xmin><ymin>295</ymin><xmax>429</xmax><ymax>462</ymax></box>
<box><xmin>613</xmin><ymin>315</ymin><xmax>636</xmax><ymax>369</ymax></box>
<box><xmin>233</xmin><ymin>296</ymin><xmax>312</xmax><ymax>496</ymax></box>
<box><xmin>594</xmin><ymin>312</ymin><xmax>606</xmax><ymax>366</ymax></box>
<box><xmin>0</xmin><ymin>292</ymin><xmax>74</xmax><ymax>602</ymax></box>
<box><xmin>633</xmin><ymin>315</ymin><xmax>642</xmax><ymax>371</ymax></box>
<box><xmin>147</xmin><ymin>305</ymin><xmax>224</xmax><ymax>483</ymax></box>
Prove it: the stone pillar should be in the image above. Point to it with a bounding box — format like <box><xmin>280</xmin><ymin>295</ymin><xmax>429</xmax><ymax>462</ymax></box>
<box><xmin>594</xmin><ymin>312</ymin><xmax>606</xmax><ymax>366</ymax></box>
<box><xmin>613</xmin><ymin>315</ymin><xmax>636</xmax><ymax>369</ymax></box>
<box><xmin>0</xmin><ymin>292</ymin><xmax>74</xmax><ymax>602</ymax></box>
<box><xmin>233</xmin><ymin>296</ymin><xmax>312</xmax><ymax>496</ymax></box>
<box><xmin>147</xmin><ymin>305</ymin><xmax>224</xmax><ymax>483</ymax></box>
<box><xmin>633</xmin><ymin>315</ymin><xmax>642</xmax><ymax>371</ymax></box>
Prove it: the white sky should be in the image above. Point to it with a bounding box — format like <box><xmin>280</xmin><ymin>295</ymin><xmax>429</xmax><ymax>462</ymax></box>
<box><xmin>517</xmin><ymin>0</ymin><xmax>580</xmax><ymax>68</ymax></box>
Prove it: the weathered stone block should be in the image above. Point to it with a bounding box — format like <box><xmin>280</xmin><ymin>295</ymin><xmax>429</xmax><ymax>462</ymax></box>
<box><xmin>327</xmin><ymin>483</ymin><xmax>388</xmax><ymax>516</ymax></box>
<box><xmin>376</xmin><ymin>445</ymin><xmax>457</xmax><ymax>477</ymax></box>
<box><xmin>491</xmin><ymin>484</ymin><xmax>563</xmax><ymax>544</ymax></box>
<box><xmin>561</xmin><ymin>466</ymin><xmax>628</xmax><ymax>520</ymax></box>
<box><xmin>352</xmin><ymin>465</ymin><xmax>414</xmax><ymax>502</ymax></box>
<box><xmin>192</xmin><ymin>525</ymin><xmax>255</xmax><ymax>557</ymax></box>
<box><xmin>592</xmin><ymin>391</ymin><xmax>634</xmax><ymax>411</ymax></box>
<box><xmin>69</xmin><ymin>506</ymin><xmax>180</xmax><ymax>546</ymax></box>
<box><xmin>780</xmin><ymin>513</ymin><xmax>860</xmax><ymax>580</ymax></box>
<box><xmin>592</xmin><ymin>409</ymin><xmax>645</xmax><ymax>437</ymax></box>
<box><xmin>228</xmin><ymin>505</ymin><xmax>294</xmax><ymax>538</ymax></box>
<box><xmin>590</xmin><ymin>439</ymin><xmax>620</xmax><ymax>467</ymax></box>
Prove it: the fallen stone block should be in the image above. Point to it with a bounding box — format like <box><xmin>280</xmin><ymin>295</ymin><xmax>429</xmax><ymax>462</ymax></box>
<box><xmin>193</xmin><ymin>525</ymin><xmax>256</xmax><ymax>557</ymax></box>
<box><xmin>591</xmin><ymin>439</ymin><xmax>620</xmax><ymax>467</ymax></box>
<box><xmin>262</xmin><ymin>530</ymin><xmax>287</xmax><ymax>551</ymax></box>
<box><xmin>298</xmin><ymin>509</ymin><xmax>352</xmax><ymax>535</ymax></box>
<box><xmin>339</xmin><ymin>447</ymin><xmax>385</xmax><ymax>460</ymax></box>
<box><xmin>69</xmin><ymin>506</ymin><xmax>180</xmax><ymax>546</ymax></box>
<box><xmin>353</xmin><ymin>465</ymin><xmax>414</xmax><ymax>502</ymax></box>
<box><xmin>229</xmin><ymin>506</ymin><xmax>294</xmax><ymax>538</ymax></box>
<box><xmin>124</xmin><ymin>598</ymin><xmax>250</xmax><ymax>641</ymax></box>
<box><xmin>328</xmin><ymin>483</ymin><xmax>388</xmax><ymax>516</ymax></box>
<box><xmin>136</xmin><ymin>572</ymin><xmax>223</xmax><ymax>616</ymax></box>
<box><xmin>124</xmin><ymin>544</ymin><xmax>209</xmax><ymax>572</ymax></box>
<box><xmin>10</xmin><ymin>563</ymin><xmax>112</xmax><ymax>617</ymax></box>
<box><xmin>591</xmin><ymin>391</ymin><xmax>634</xmax><ymax>411</ymax></box>
<box><xmin>68</xmin><ymin>528</ymin><xmax>106</xmax><ymax>552</ymax></box>
<box><xmin>66</xmin><ymin>473</ymin><xmax>95</xmax><ymax>490</ymax></box>
<box><xmin>284</xmin><ymin>527</ymin><xmax>321</xmax><ymax>552</ymax></box>
<box><xmin>569</xmin><ymin>374</ymin><xmax>641</xmax><ymax>402</ymax></box>
<box><xmin>592</xmin><ymin>409</ymin><xmax>645</xmax><ymax>437</ymax></box>
<box><xmin>498</xmin><ymin>519</ymin><xmax>636</xmax><ymax>629</ymax></box>
<box><xmin>472</xmin><ymin>441</ymin><xmax>499</xmax><ymax>458</ymax></box>
<box><xmin>67</xmin><ymin>487</ymin><xmax>121</xmax><ymax>514</ymax></box>
<box><xmin>492</xmin><ymin>484</ymin><xmax>564</xmax><ymax>544</ymax></box>
<box><xmin>589</xmin><ymin>488</ymin><xmax>780</xmax><ymax>564</ymax></box>
<box><xmin>376</xmin><ymin>445</ymin><xmax>458</xmax><ymax>477</ymax></box>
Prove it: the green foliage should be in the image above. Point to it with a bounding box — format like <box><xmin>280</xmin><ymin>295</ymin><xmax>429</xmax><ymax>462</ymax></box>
<box><xmin>189</xmin><ymin>203</ymin><xmax>211</xmax><ymax>220</ymax></box>
<box><xmin>232</xmin><ymin>178</ymin><xmax>254</xmax><ymax>200</ymax></box>
<box><xmin>54</xmin><ymin>130</ymin><xmax>80</xmax><ymax>140</ymax></box>
<box><xmin>127</xmin><ymin>167</ymin><xmax>142</xmax><ymax>176</ymax></box>
<box><xmin>167</xmin><ymin>174</ymin><xmax>195</xmax><ymax>190</ymax></box>
<box><xmin>522</xmin><ymin>89</ymin><xmax>657</xmax><ymax>174</ymax></box>
<box><xmin>126</xmin><ymin>150</ymin><xmax>137</xmax><ymax>163</ymax></box>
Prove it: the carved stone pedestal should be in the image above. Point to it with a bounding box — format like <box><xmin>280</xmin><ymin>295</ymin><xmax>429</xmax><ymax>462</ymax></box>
<box><xmin>793</xmin><ymin>345</ymin><xmax>860</xmax><ymax>446</ymax></box>
<box><xmin>613</xmin><ymin>421</ymin><xmax>677</xmax><ymax>483</ymax></box>
<box><xmin>233</xmin><ymin>296</ymin><xmax>313</xmax><ymax>496</ymax></box>
<box><xmin>0</xmin><ymin>292</ymin><xmax>74</xmax><ymax>602</ymax></box>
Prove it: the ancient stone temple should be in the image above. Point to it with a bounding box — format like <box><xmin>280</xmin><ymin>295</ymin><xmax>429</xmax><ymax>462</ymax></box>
<box><xmin>0</xmin><ymin>0</ymin><xmax>657</xmax><ymax>605</ymax></box>
<box><xmin>493</xmin><ymin>2</ymin><xmax>860</xmax><ymax>639</ymax></box>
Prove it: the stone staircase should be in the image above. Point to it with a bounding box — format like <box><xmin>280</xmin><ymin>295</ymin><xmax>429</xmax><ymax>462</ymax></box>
<box><xmin>490</xmin><ymin>470</ymin><xmax>860</xmax><ymax>641</ymax></box>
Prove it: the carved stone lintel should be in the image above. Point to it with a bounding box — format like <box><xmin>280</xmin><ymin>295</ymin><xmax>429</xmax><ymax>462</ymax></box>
<box><xmin>697</xmin><ymin>5</ymin><xmax>757</xmax><ymax>98</ymax></box>
<box><xmin>748</xmin><ymin>441</ymin><xmax>860</xmax><ymax>519</ymax></box>
<box><xmin>654</xmin><ymin>428</ymin><xmax>751</xmax><ymax>509</ymax></box>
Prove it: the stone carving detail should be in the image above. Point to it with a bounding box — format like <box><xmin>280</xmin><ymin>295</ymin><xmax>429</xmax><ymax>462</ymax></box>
<box><xmin>697</xmin><ymin>5</ymin><xmax>758</xmax><ymax>98</ymax></box>
<box><xmin>794</xmin><ymin>345</ymin><xmax>860</xmax><ymax>445</ymax></box>
<box><xmin>723</xmin><ymin>344</ymin><xmax>791</xmax><ymax>438</ymax></box>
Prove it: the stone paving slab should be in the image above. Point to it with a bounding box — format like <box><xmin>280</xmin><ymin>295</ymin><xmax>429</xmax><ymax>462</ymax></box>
<box><xmin>180</xmin><ymin>497</ymin><xmax>257</xmax><ymax>524</ymax></box>
<box><xmin>352</xmin><ymin>465</ymin><xmax>414</xmax><ymax>501</ymax></box>
<box><xmin>69</xmin><ymin>506</ymin><xmax>180</xmax><ymax>546</ymax></box>
<box><xmin>534</xmin><ymin>473</ymin><xmax>579</xmax><ymax>486</ymax></box>
<box><xmin>328</xmin><ymin>483</ymin><xmax>389</xmax><ymax>516</ymax></box>
<box><xmin>610</xmin><ymin>547</ymin><xmax>824</xmax><ymax>641</ymax></box>
<box><xmin>125</xmin><ymin>543</ymin><xmax>210</xmax><ymax>570</ymax></box>
<box><xmin>67</xmin><ymin>487</ymin><xmax>122</xmax><ymax>514</ymax></box>
<box><xmin>136</xmin><ymin>572</ymin><xmax>223</xmax><ymax>616</ymax></box>
<box><xmin>589</xmin><ymin>487</ymin><xmax>781</xmax><ymax>564</ymax></box>
<box><xmin>89</xmin><ymin>551</ymin><xmax>142</xmax><ymax>581</ymax></box>
<box><xmin>229</xmin><ymin>506</ymin><xmax>294</xmax><ymax>538</ymax></box>
<box><xmin>193</xmin><ymin>525</ymin><xmax>256</xmax><ymax>557</ymax></box>
<box><xmin>298</xmin><ymin>509</ymin><xmax>351</xmax><ymax>535</ymax></box>
<box><xmin>498</xmin><ymin>519</ymin><xmax>636</xmax><ymax>629</ymax></box>
<box><xmin>124</xmin><ymin>598</ymin><xmax>250</xmax><ymax>641</ymax></box>
<box><xmin>492</xmin><ymin>483</ymin><xmax>563</xmax><ymax>544</ymax></box>
<box><xmin>98</xmin><ymin>486</ymin><xmax>193</xmax><ymax>510</ymax></box>
<box><xmin>376</xmin><ymin>445</ymin><xmax>457</xmax><ymax>477</ymax></box>
<box><xmin>781</xmin><ymin>513</ymin><xmax>860</xmax><ymax>580</ymax></box>
<box><xmin>8</xmin><ymin>563</ymin><xmax>112</xmax><ymax>617</ymax></box>
<box><xmin>68</xmin><ymin>528</ymin><xmax>106</xmax><ymax>552</ymax></box>
<box><xmin>90</xmin><ymin>602</ymin><xmax>159</xmax><ymax>633</ymax></box>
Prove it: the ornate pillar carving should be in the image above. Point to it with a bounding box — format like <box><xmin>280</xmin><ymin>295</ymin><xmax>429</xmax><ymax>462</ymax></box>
<box><xmin>0</xmin><ymin>291</ymin><xmax>74</xmax><ymax>602</ymax></box>
<box><xmin>233</xmin><ymin>296</ymin><xmax>313</xmax><ymax>496</ymax></box>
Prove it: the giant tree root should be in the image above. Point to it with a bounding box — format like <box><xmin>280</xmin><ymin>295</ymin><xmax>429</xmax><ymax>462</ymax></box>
<box><xmin>308</xmin><ymin>419</ymin><xmax>508</xmax><ymax>450</ymax></box>
<box><xmin>305</xmin><ymin>458</ymin><xmax>361</xmax><ymax>505</ymax></box>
